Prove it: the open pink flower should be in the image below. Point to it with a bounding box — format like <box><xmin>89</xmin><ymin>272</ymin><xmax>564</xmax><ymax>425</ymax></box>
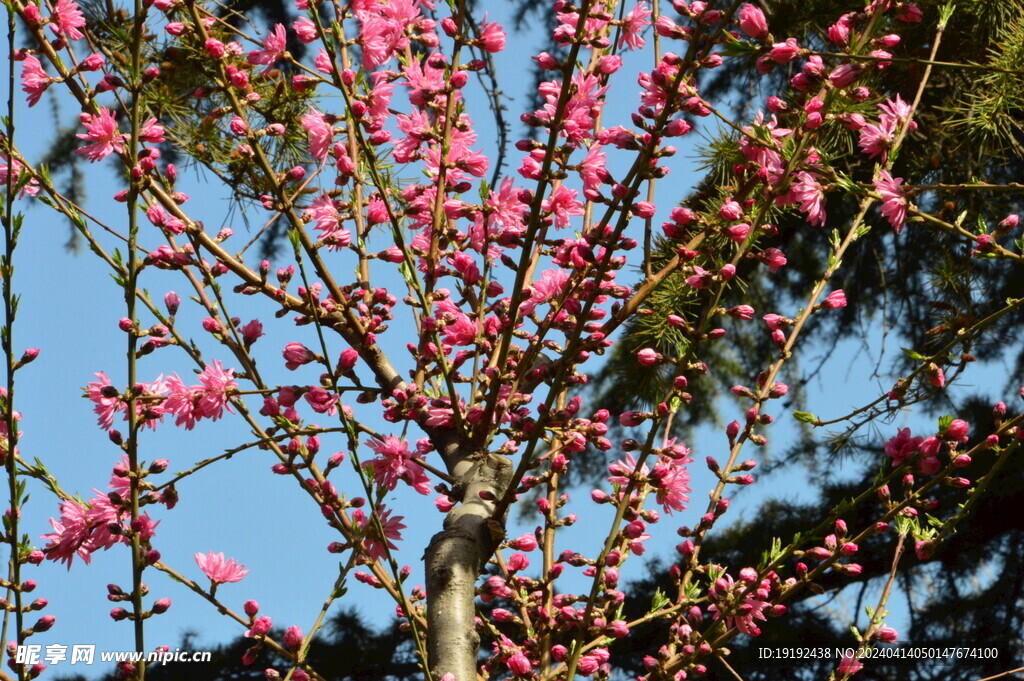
<box><xmin>76</xmin><ymin>108</ymin><xmax>127</xmax><ymax>162</ymax></box>
<box><xmin>619</xmin><ymin>2</ymin><xmax>652</xmax><ymax>50</ymax></box>
<box><xmin>195</xmin><ymin>551</ymin><xmax>249</xmax><ymax>585</ymax></box>
<box><xmin>874</xmin><ymin>169</ymin><xmax>908</xmax><ymax>232</ymax></box>
<box><xmin>301</xmin><ymin>109</ymin><xmax>333</xmax><ymax>161</ymax></box>
<box><xmin>195</xmin><ymin>360</ymin><xmax>236</xmax><ymax>421</ymax></box>
<box><xmin>247</xmin><ymin>23</ymin><xmax>287</xmax><ymax>72</ymax></box>
<box><xmin>49</xmin><ymin>0</ymin><xmax>86</xmax><ymax>41</ymax></box>
<box><xmin>86</xmin><ymin>371</ymin><xmax>124</xmax><ymax>430</ymax></box>
<box><xmin>353</xmin><ymin>506</ymin><xmax>406</xmax><ymax>562</ymax></box>
<box><xmin>792</xmin><ymin>172</ymin><xmax>826</xmax><ymax>226</ymax></box>
<box><xmin>366</xmin><ymin>435</ymin><xmax>431</xmax><ymax>494</ymax></box>
<box><xmin>21</xmin><ymin>55</ymin><xmax>51</xmax><ymax>107</ymax></box>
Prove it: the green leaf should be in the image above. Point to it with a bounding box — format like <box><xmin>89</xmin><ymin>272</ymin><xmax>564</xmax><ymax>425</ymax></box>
<box><xmin>793</xmin><ymin>411</ymin><xmax>817</xmax><ymax>424</ymax></box>
<box><xmin>900</xmin><ymin>347</ymin><xmax>925</xmax><ymax>361</ymax></box>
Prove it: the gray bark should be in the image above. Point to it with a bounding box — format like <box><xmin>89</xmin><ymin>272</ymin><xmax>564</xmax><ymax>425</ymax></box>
<box><xmin>424</xmin><ymin>452</ymin><xmax>513</xmax><ymax>681</ymax></box>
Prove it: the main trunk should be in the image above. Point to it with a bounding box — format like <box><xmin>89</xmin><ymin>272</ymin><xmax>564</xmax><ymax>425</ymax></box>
<box><xmin>424</xmin><ymin>452</ymin><xmax>512</xmax><ymax>681</ymax></box>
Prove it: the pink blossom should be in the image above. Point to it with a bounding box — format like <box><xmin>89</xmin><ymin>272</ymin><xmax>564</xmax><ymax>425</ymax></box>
<box><xmin>884</xmin><ymin>428</ymin><xmax>922</xmax><ymax>466</ymax></box>
<box><xmin>821</xmin><ymin>290</ymin><xmax>847</xmax><ymax>309</ymax></box>
<box><xmin>478</xmin><ymin>16</ymin><xmax>506</xmax><ymax>53</ymax></box>
<box><xmin>294</xmin><ymin>17</ymin><xmax>318</xmax><ymax>43</ymax></box>
<box><xmin>195</xmin><ymin>360</ymin><xmax>236</xmax><ymax>421</ymax></box>
<box><xmin>858</xmin><ymin>118</ymin><xmax>897</xmax><ymax>161</ymax></box>
<box><xmin>636</xmin><ymin>348</ymin><xmax>660</xmax><ymax>366</ymax></box>
<box><xmin>353</xmin><ymin>506</ymin><xmax>405</xmax><ymax>561</ymax></box>
<box><xmin>769</xmin><ymin>38</ymin><xmax>800</xmax><ymax>63</ymax></box>
<box><xmin>945</xmin><ymin>419</ymin><xmax>970</xmax><ymax>442</ymax></box>
<box><xmin>874</xmin><ymin>169</ymin><xmax>908</xmax><ymax>232</ymax></box>
<box><xmin>21</xmin><ymin>55</ymin><xmax>51</xmax><ymax>107</ymax></box>
<box><xmin>608</xmin><ymin>454</ymin><xmax>649</xmax><ymax>487</ymax></box>
<box><xmin>838</xmin><ymin>651</ymin><xmax>863</xmax><ymax>677</ymax></box>
<box><xmin>305</xmin><ymin>386</ymin><xmax>338</xmax><ymax>415</ymax></box>
<box><xmin>0</xmin><ymin>154</ymin><xmax>40</xmax><ymax>198</ymax></box>
<box><xmin>301</xmin><ymin>109</ymin><xmax>333</xmax><ymax>161</ymax></box>
<box><xmin>41</xmin><ymin>499</ymin><xmax>93</xmax><ymax>567</ymax></box>
<box><xmin>792</xmin><ymin>172</ymin><xmax>826</xmax><ymax>226</ymax></box>
<box><xmin>283</xmin><ymin>342</ymin><xmax>316</xmax><ymax>370</ymax></box>
<box><xmin>827</xmin><ymin>14</ymin><xmax>854</xmax><ymax>45</ymax></box>
<box><xmin>86</xmin><ymin>371</ymin><xmax>124</xmax><ymax>429</ymax></box>
<box><xmin>760</xmin><ymin>247</ymin><xmax>787</xmax><ymax>273</ymax></box>
<box><xmin>248</xmin><ymin>23</ymin><xmax>287</xmax><ymax>72</ymax></box>
<box><xmin>162</xmin><ymin>373</ymin><xmax>198</xmax><ymax>429</ymax></box>
<box><xmin>284</xmin><ymin>625</ymin><xmax>304</xmax><ymax>651</ymax></box>
<box><xmin>542</xmin><ymin>185</ymin><xmax>584</xmax><ymax>229</ymax></box>
<box><xmin>76</xmin><ymin>108</ymin><xmax>127</xmax><ymax>162</ymax></box>
<box><xmin>619</xmin><ymin>2</ymin><xmax>652</xmax><ymax>50</ymax></box>
<box><xmin>896</xmin><ymin>3</ymin><xmax>923</xmax><ymax>22</ymax></box>
<box><xmin>366</xmin><ymin>435</ymin><xmax>431</xmax><ymax>494</ymax></box>
<box><xmin>653</xmin><ymin>454</ymin><xmax>692</xmax><ymax>514</ymax></box>
<box><xmin>49</xmin><ymin>0</ymin><xmax>86</xmax><ymax>41</ymax></box>
<box><xmin>719</xmin><ymin>198</ymin><xmax>743</xmax><ymax>221</ymax></box>
<box><xmin>829</xmin><ymin>63</ymin><xmax>863</xmax><ymax>88</ymax></box>
<box><xmin>195</xmin><ymin>551</ymin><xmax>249</xmax><ymax>585</ymax></box>
<box><xmin>737</xmin><ymin>3</ymin><xmax>768</xmax><ymax>39</ymax></box>
<box><xmin>708</xmin><ymin>573</ymin><xmax>770</xmax><ymax>636</ymax></box>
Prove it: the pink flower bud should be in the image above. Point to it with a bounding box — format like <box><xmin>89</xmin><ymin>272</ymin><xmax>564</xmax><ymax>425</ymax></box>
<box><xmin>737</xmin><ymin>3</ymin><xmax>768</xmax><ymax>39</ymax></box>
<box><xmin>636</xmin><ymin>348</ymin><xmax>661</xmax><ymax>366</ymax></box>
<box><xmin>945</xmin><ymin>419</ymin><xmax>969</xmax><ymax>442</ymax></box>
<box><xmin>283</xmin><ymin>625</ymin><xmax>304</xmax><ymax>651</ymax></box>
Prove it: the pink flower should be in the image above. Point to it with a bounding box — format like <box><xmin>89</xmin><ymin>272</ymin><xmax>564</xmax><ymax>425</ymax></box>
<box><xmin>829</xmin><ymin>63</ymin><xmax>863</xmax><ymax>88</ymax></box>
<box><xmin>301</xmin><ymin>109</ymin><xmax>333</xmax><ymax>161</ymax></box>
<box><xmin>884</xmin><ymin>428</ymin><xmax>922</xmax><ymax>466</ymax></box>
<box><xmin>542</xmin><ymin>185</ymin><xmax>584</xmax><ymax>229</ymax></box>
<box><xmin>283</xmin><ymin>342</ymin><xmax>316</xmax><ymax>370</ymax></box>
<box><xmin>769</xmin><ymin>38</ymin><xmax>800</xmax><ymax>63</ymax></box>
<box><xmin>0</xmin><ymin>154</ymin><xmax>40</xmax><ymax>198</ymax></box>
<box><xmin>653</xmin><ymin>454</ymin><xmax>693</xmax><ymax>514</ymax></box>
<box><xmin>792</xmin><ymin>172</ymin><xmax>826</xmax><ymax>226</ymax></box>
<box><xmin>195</xmin><ymin>551</ymin><xmax>249</xmax><ymax>584</ymax></box>
<box><xmin>194</xmin><ymin>360</ymin><xmax>236</xmax><ymax>421</ymax></box>
<box><xmin>708</xmin><ymin>573</ymin><xmax>770</xmax><ymax>636</ymax></box>
<box><xmin>49</xmin><ymin>0</ymin><xmax>86</xmax><ymax>41</ymax></box>
<box><xmin>162</xmin><ymin>373</ymin><xmax>198</xmax><ymax>429</ymax></box>
<box><xmin>366</xmin><ymin>435</ymin><xmax>431</xmax><ymax>494</ymax></box>
<box><xmin>874</xmin><ymin>169</ymin><xmax>908</xmax><ymax>232</ymax></box>
<box><xmin>827</xmin><ymin>14</ymin><xmax>854</xmax><ymax>45</ymax></box>
<box><xmin>737</xmin><ymin>3</ymin><xmax>768</xmax><ymax>39</ymax></box>
<box><xmin>608</xmin><ymin>454</ymin><xmax>649</xmax><ymax>487</ymax></box>
<box><xmin>293</xmin><ymin>17</ymin><xmax>318</xmax><ymax>43</ymax></box>
<box><xmin>478</xmin><ymin>16</ymin><xmax>506</xmax><ymax>52</ymax></box>
<box><xmin>719</xmin><ymin>198</ymin><xmax>743</xmax><ymax>221</ymax></box>
<box><xmin>896</xmin><ymin>3</ymin><xmax>923</xmax><ymax>22</ymax></box>
<box><xmin>858</xmin><ymin>118</ymin><xmax>897</xmax><ymax>161</ymax></box>
<box><xmin>76</xmin><ymin>108</ymin><xmax>127</xmax><ymax>162</ymax></box>
<box><xmin>838</xmin><ymin>651</ymin><xmax>863</xmax><ymax>677</ymax></box>
<box><xmin>760</xmin><ymin>247</ymin><xmax>787</xmax><ymax>273</ymax></box>
<box><xmin>284</xmin><ymin>625</ymin><xmax>304</xmax><ymax>651</ymax></box>
<box><xmin>86</xmin><ymin>371</ymin><xmax>124</xmax><ymax>430</ymax></box>
<box><xmin>945</xmin><ymin>419</ymin><xmax>970</xmax><ymax>442</ymax></box>
<box><xmin>304</xmin><ymin>386</ymin><xmax>338</xmax><ymax>415</ymax></box>
<box><xmin>353</xmin><ymin>506</ymin><xmax>405</xmax><ymax>561</ymax></box>
<box><xmin>21</xmin><ymin>55</ymin><xmax>51</xmax><ymax>107</ymax></box>
<box><xmin>821</xmin><ymin>290</ymin><xmax>847</xmax><ymax>309</ymax></box>
<box><xmin>636</xmin><ymin>348</ymin><xmax>660</xmax><ymax>366</ymax></box>
<box><xmin>248</xmin><ymin>23</ymin><xmax>287</xmax><ymax>72</ymax></box>
<box><xmin>619</xmin><ymin>2</ymin><xmax>652</xmax><ymax>50</ymax></box>
<box><xmin>41</xmin><ymin>499</ymin><xmax>93</xmax><ymax>567</ymax></box>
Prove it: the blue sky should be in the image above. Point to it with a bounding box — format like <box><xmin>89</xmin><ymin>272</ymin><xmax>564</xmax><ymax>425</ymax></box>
<box><xmin>2</xmin><ymin>4</ymin><xmax>1013</xmax><ymax>679</ymax></box>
